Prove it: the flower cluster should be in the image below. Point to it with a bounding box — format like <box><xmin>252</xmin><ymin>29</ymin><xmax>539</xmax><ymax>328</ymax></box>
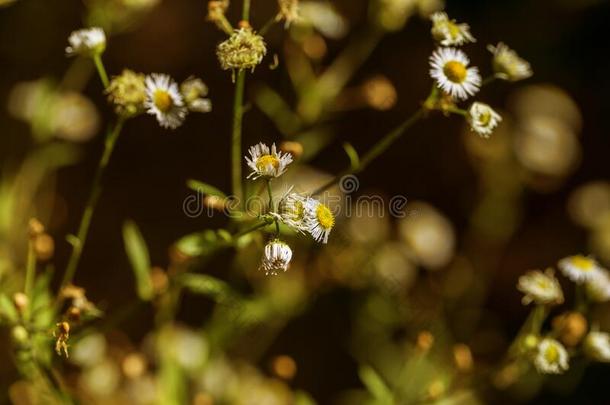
<box><xmin>66</xmin><ymin>27</ymin><xmax>106</xmax><ymax>57</ymax></box>
<box><xmin>426</xmin><ymin>13</ymin><xmax>532</xmax><ymax>138</ymax></box>
<box><xmin>216</xmin><ymin>26</ymin><xmax>267</xmax><ymax>74</ymax></box>
<box><xmin>245</xmin><ymin>142</ymin><xmax>336</xmax><ymax>275</ymax></box>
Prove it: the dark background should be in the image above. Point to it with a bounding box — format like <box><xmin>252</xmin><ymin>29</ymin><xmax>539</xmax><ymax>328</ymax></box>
<box><xmin>1</xmin><ymin>0</ymin><xmax>610</xmax><ymax>402</ymax></box>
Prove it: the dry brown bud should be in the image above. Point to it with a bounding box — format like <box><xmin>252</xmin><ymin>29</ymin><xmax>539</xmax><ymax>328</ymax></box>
<box><xmin>552</xmin><ymin>311</ymin><xmax>588</xmax><ymax>346</ymax></box>
<box><xmin>12</xmin><ymin>292</ymin><xmax>28</xmax><ymax>313</ymax></box>
<box><xmin>417</xmin><ymin>330</ymin><xmax>434</xmax><ymax>352</ymax></box>
<box><xmin>28</xmin><ymin>218</ymin><xmax>45</xmax><ymax>238</ymax></box>
<box><xmin>33</xmin><ymin>233</ymin><xmax>54</xmax><ymax>261</ymax></box>
<box><xmin>270</xmin><ymin>355</ymin><xmax>297</xmax><ymax>380</ymax></box>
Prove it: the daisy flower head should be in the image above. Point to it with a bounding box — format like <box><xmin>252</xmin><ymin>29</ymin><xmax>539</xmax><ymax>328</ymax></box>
<box><xmin>487</xmin><ymin>42</ymin><xmax>532</xmax><ymax>82</ymax></box>
<box><xmin>517</xmin><ymin>269</ymin><xmax>564</xmax><ymax>306</ymax></box>
<box><xmin>429</xmin><ymin>47</ymin><xmax>481</xmax><ymax>100</ymax></box>
<box><xmin>534</xmin><ymin>338</ymin><xmax>569</xmax><ymax>374</ymax></box>
<box><xmin>144</xmin><ymin>74</ymin><xmax>187</xmax><ymax>129</ymax></box>
<box><xmin>304</xmin><ymin>198</ymin><xmax>335</xmax><ymax>244</ymax></box>
<box><xmin>278</xmin><ymin>192</ymin><xmax>310</xmax><ymax>232</ymax></box>
<box><xmin>558</xmin><ymin>254</ymin><xmax>603</xmax><ymax>284</ymax></box>
<box><xmin>245</xmin><ymin>143</ymin><xmax>293</xmax><ymax>179</ymax></box>
<box><xmin>584</xmin><ymin>332</ymin><xmax>610</xmax><ymax>362</ymax></box>
<box><xmin>430</xmin><ymin>12</ymin><xmax>475</xmax><ymax>46</ymax></box>
<box><xmin>468</xmin><ymin>102</ymin><xmax>502</xmax><ymax>138</ymax></box>
<box><xmin>260</xmin><ymin>239</ymin><xmax>292</xmax><ymax>275</ymax></box>
<box><xmin>585</xmin><ymin>269</ymin><xmax>610</xmax><ymax>302</ymax></box>
<box><xmin>66</xmin><ymin>27</ymin><xmax>106</xmax><ymax>57</ymax></box>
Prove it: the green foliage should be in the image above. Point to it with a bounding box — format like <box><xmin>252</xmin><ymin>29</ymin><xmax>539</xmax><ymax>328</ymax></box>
<box><xmin>359</xmin><ymin>365</ymin><xmax>394</xmax><ymax>405</ymax></box>
<box><xmin>122</xmin><ymin>220</ymin><xmax>153</xmax><ymax>301</ymax></box>
<box><xmin>187</xmin><ymin>179</ymin><xmax>227</xmax><ymax>198</ymax></box>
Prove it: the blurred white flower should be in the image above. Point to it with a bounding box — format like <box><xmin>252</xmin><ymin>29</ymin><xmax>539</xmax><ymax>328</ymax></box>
<box><xmin>66</xmin><ymin>27</ymin><xmax>106</xmax><ymax>56</ymax></box>
<box><xmin>517</xmin><ymin>269</ymin><xmax>563</xmax><ymax>305</ymax></box>
<box><xmin>585</xmin><ymin>269</ymin><xmax>610</xmax><ymax>302</ymax></box>
<box><xmin>468</xmin><ymin>102</ymin><xmax>502</xmax><ymax>137</ymax></box>
<box><xmin>488</xmin><ymin>42</ymin><xmax>532</xmax><ymax>82</ymax></box>
<box><xmin>430</xmin><ymin>47</ymin><xmax>481</xmax><ymax>100</ymax></box>
<box><xmin>558</xmin><ymin>254</ymin><xmax>603</xmax><ymax>284</ymax></box>
<box><xmin>144</xmin><ymin>74</ymin><xmax>187</xmax><ymax>129</ymax></box>
<box><xmin>534</xmin><ymin>338</ymin><xmax>569</xmax><ymax>374</ymax></box>
<box><xmin>430</xmin><ymin>12</ymin><xmax>475</xmax><ymax>46</ymax></box>
<box><xmin>584</xmin><ymin>332</ymin><xmax>610</xmax><ymax>362</ymax></box>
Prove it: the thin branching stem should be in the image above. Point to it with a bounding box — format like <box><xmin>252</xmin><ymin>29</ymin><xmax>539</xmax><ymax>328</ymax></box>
<box><xmin>93</xmin><ymin>54</ymin><xmax>109</xmax><ymax>88</ymax></box>
<box><xmin>24</xmin><ymin>239</ymin><xmax>36</xmax><ymax>320</ymax></box>
<box><xmin>231</xmin><ymin>70</ymin><xmax>246</xmax><ymax>205</ymax></box>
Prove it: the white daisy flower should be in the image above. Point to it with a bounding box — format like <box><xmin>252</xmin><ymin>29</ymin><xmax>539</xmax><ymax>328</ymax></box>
<box><xmin>429</xmin><ymin>47</ymin><xmax>481</xmax><ymax>100</ymax></box>
<box><xmin>144</xmin><ymin>74</ymin><xmax>187</xmax><ymax>129</ymax></box>
<box><xmin>260</xmin><ymin>240</ymin><xmax>292</xmax><ymax>275</ymax></box>
<box><xmin>534</xmin><ymin>338</ymin><xmax>569</xmax><ymax>374</ymax></box>
<box><xmin>304</xmin><ymin>199</ymin><xmax>335</xmax><ymax>244</ymax></box>
<box><xmin>278</xmin><ymin>192</ymin><xmax>310</xmax><ymax>233</ymax></box>
<box><xmin>66</xmin><ymin>27</ymin><xmax>106</xmax><ymax>56</ymax></box>
<box><xmin>487</xmin><ymin>42</ymin><xmax>532</xmax><ymax>82</ymax></box>
<box><xmin>180</xmin><ymin>77</ymin><xmax>212</xmax><ymax>113</ymax></box>
<box><xmin>430</xmin><ymin>12</ymin><xmax>475</xmax><ymax>46</ymax></box>
<box><xmin>517</xmin><ymin>269</ymin><xmax>564</xmax><ymax>306</ymax></box>
<box><xmin>585</xmin><ymin>269</ymin><xmax>610</xmax><ymax>302</ymax></box>
<box><xmin>245</xmin><ymin>143</ymin><xmax>293</xmax><ymax>179</ymax></box>
<box><xmin>584</xmin><ymin>332</ymin><xmax>610</xmax><ymax>362</ymax></box>
<box><xmin>468</xmin><ymin>102</ymin><xmax>502</xmax><ymax>137</ymax></box>
<box><xmin>558</xmin><ymin>255</ymin><xmax>603</xmax><ymax>284</ymax></box>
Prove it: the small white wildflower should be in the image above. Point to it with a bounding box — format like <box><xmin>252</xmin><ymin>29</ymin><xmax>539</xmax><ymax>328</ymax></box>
<box><xmin>277</xmin><ymin>0</ymin><xmax>300</xmax><ymax>27</ymax></box>
<box><xmin>144</xmin><ymin>74</ymin><xmax>187</xmax><ymax>129</ymax></box>
<box><xmin>430</xmin><ymin>12</ymin><xmax>475</xmax><ymax>46</ymax></box>
<box><xmin>584</xmin><ymin>332</ymin><xmax>610</xmax><ymax>362</ymax></box>
<box><xmin>66</xmin><ymin>27</ymin><xmax>106</xmax><ymax>57</ymax></box>
<box><xmin>245</xmin><ymin>143</ymin><xmax>293</xmax><ymax>179</ymax></box>
<box><xmin>468</xmin><ymin>102</ymin><xmax>502</xmax><ymax>137</ymax></box>
<box><xmin>260</xmin><ymin>240</ymin><xmax>292</xmax><ymax>275</ymax></box>
<box><xmin>488</xmin><ymin>42</ymin><xmax>532</xmax><ymax>82</ymax></box>
<box><xmin>278</xmin><ymin>192</ymin><xmax>310</xmax><ymax>233</ymax></box>
<box><xmin>180</xmin><ymin>77</ymin><xmax>212</xmax><ymax>113</ymax></box>
<box><xmin>430</xmin><ymin>47</ymin><xmax>481</xmax><ymax>100</ymax></box>
<box><xmin>304</xmin><ymin>199</ymin><xmax>335</xmax><ymax>244</ymax></box>
<box><xmin>534</xmin><ymin>338</ymin><xmax>569</xmax><ymax>374</ymax></box>
<box><xmin>517</xmin><ymin>269</ymin><xmax>564</xmax><ymax>306</ymax></box>
<box><xmin>558</xmin><ymin>254</ymin><xmax>603</xmax><ymax>284</ymax></box>
<box><xmin>586</xmin><ymin>269</ymin><xmax>610</xmax><ymax>302</ymax></box>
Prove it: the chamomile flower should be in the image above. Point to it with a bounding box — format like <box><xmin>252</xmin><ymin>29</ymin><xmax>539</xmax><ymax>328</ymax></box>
<box><xmin>558</xmin><ymin>254</ymin><xmax>603</xmax><ymax>284</ymax></box>
<box><xmin>245</xmin><ymin>143</ymin><xmax>293</xmax><ymax>179</ymax></box>
<box><xmin>144</xmin><ymin>74</ymin><xmax>187</xmax><ymax>129</ymax></box>
<box><xmin>304</xmin><ymin>199</ymin><xmax>335</xmax><ymax>244</ymax></box>
<box><xmin>278</xmin><ymin>192</ymin><xmax>310</xmax><ymax>232</ymax></box>
<box><xmin>66</xmin><ymin>27</ymin><xmax>106</xmax><ymax>57</ymax></box>
<box><xmin>585</xmin><ymin>269</ymin><xmax>610</xmax><ymax>302</ymax></box>
<box><xmin>534</xmin><ymin>338</ymin><xmax>569</xmax><ymax>374</ymax></box>
<box><xmin>430</xmin><ymin>12</ymin><xmax>475</xmax><ymax>46</ymax></box>
<box><xmin>584</xmin><ymin>332</ymin><xmax>610</xmax><ymax>362</ymax></box>
<box><xmin>468</xmin><ymin>102</ymin><xmax>502</xmax><ymax>137</ymax></box>
<box><xmin>260</xmin><ymin>240</ymin><xmax>292</xmax><ymax>275</ymax></box>
<box><xmin>517</xmin><ymin>269</ymin><xmax>564</xmax><ymax>306</ymax></box>
<box><xmin>429</xmin><ymin>47</ymin><xmax>481</xmax><ymax>100</ymax></box>
<box><xmin>487</xmin><ymin>42</ymin><xmax>532</xmax><ymax>82</ymax></box>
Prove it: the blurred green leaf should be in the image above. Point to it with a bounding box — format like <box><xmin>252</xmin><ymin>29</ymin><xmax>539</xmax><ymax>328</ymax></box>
<box><xmin>174</xmin><ymin>230</ymin><xmax>223</xmax><ymax>257</ymax></box>
<box><xmin>295</xmin><ymin>390</ymin><xmax>318</xmax><ymax>405</ymax></box>
<box><xmin>0</xmin><ymin>293</ymin><xmax>17</xmax><ymax>324</ymax></box>
<box><xmin>343</xmin><ymin>142</ymin><xmax>360</xmax><ymax>170</ymax></box>
<box><xmin>177</xmin><ymin>273</ymin><xmax>237</xmax><ymax>304</ymax></box>
<box><xmin>122</xmin><ymin>221</ymin><xmax>153</xmax><ymax>301</ymax></box>
<box><xmin>359</xmin><ymin>365</ymin><xmax>394</xmax><ymax>404</ymax></box>
<box><xmin>187</xmin><ymin>179</ymin><xmax>227</xmax><ymax>198</ymax></box>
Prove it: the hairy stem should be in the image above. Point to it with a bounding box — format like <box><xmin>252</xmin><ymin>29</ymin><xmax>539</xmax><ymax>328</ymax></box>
<box><xmin>60</xmin><ymin>118</ymin><xmax>125</xmax><ymax>290</ymax></box>
<box><xmin>231</xmin><ymin>70</ymin><xmax>246</xmax><ymax>205</ymax></box>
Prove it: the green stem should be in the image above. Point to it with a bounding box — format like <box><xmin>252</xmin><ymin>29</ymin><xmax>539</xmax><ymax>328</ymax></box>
<box><xmin>233</xmin><ymin>219</ymin><xmax>271</xmax><ymax>239</ymax></box>
<box><xmin>242</xmin><ymin>0</ymin><xmax>251</xmax><ymax>21</ymax></box>
<box><xmin>575</xmin><ymin>284</ymin><xmax>588</xmax><ymax>314</ymax></box>
<box><xmin>258</xmin><ymin>16</ymin><xmax>277</xmax><ymax>36</ymax></box>
<box><xmin>24</xmin><ymin>239</ymin><xmax>36</xmax><ymax>320</ymax></box>
<box><xmin>60</xmin><ymin>118</ymin><xmax>125</xmax><ymax>290</ymax></box>
<box><xmin>93</xmin><ymin>54</ymin><xmax>109</xmax><ymax>88</ymax></box>
<box><xmin>266</xmin><ymin>180</ymin><xmax>280</xmax><ymax>236</ymax></box>
<box><xmin>313</xmin><ymin>108</ymin><xmax>424</xmax><ymax>196</ymax></box>
<box><xmin>231</xmin><ymin>69</ymin><xmax>246</xmax><ymax>205</ymax></box>
<box><xmin>482</xmin><ymin>75</ymin><xmax>497</xmax><ymax>87</ymax></box>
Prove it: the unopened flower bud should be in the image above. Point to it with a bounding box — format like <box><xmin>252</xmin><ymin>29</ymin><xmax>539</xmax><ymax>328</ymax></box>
<box><xmin>106</xmin><ymin>69</ymin><xmax>147</xmax><ymax>117</ymax></box>
<box><xmin>28</xmin><ymin>218</ymin><xmax>45</xmax><ymax>238</ymax></box>
<box><xmin>11</xmin><ymin>325</ymin><xmax>29</xmax><ymax>345</ymax></box>
<box><xmin>12</xmin><ymin>292</ymin><xmax>28</xmax><ymax>314</ymax></box>
<box><xmin>33</xmin><ymin>233</ymin><xmax>54</xmax><ymax>261</ymax></box>
<box><xmin>417</xmin><ymin>330</ymin><xmax>434</xmax><ymax>352</ymax></box>
<box><xmin>552</xmin><ymin>312</ymin><xmax>588</xmax><ymax>347</ymax></box>
<box><xmin>217</xmin><ymin>27</ymin><xmax>267</xmax><ymax>74</ymax></box>
<box><xmin>180</xmin><ymin>77</ymin><xmax>212</xmax><ymax>113</ymax></box>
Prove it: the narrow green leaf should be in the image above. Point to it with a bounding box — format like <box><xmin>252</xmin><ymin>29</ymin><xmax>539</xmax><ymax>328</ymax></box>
<box><xmin>359</xmin><ymin>365</ymin><xmax>394</xmax><ymax>404</ymax></box>
<box><xmin>187</xmin><ymin>179</ymin><xmax>227</xmax><ymax>199</ymax></box>
<box><xmin>174</xmin><ymin>230</ymin><xmax>222</xmax><ymax>257</ymax></box>
<box><xmin>122</xmin><ymin>220</ymin><xmax>153</xmax><ymax>301</ymax></box>
<box><xmin>343</xmin><ymin>142</ymin><xmax>360</xmax><ymax>170</ymax></box>
<box><xmin>177</xmin><ymin>273</ymin><xmax>237</xmax><ymax>304</ymax></box>
<box><xmin>0</xmin><ymin>293</ymin><xmax>18</xmax><ymax>324</ymax></box>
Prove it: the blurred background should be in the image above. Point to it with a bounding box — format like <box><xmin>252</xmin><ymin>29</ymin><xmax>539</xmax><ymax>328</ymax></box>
<box><xmin>1</xmin><ymin>0</ymin><xmax>610</xmax><ymax>403</ymax></box>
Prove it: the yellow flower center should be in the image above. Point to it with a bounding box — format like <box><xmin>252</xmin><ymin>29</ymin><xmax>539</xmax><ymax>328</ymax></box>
<box><xmin>544</xmin><ymin>345</ymin><xmax>559</xmax><ymax>364</ymax></box>
<box><xmin>478</xmin><ymin>111</ymin><xmax>491</xmax><ymax>126</ymax></box>
<box><xmin>292</xmin><ymin>200</ymin><xmax>304</xmax><ymax>220</ymax></box>
<box><xmin>256</xmin><ymin>154</ymin><xmax>280</xmax><ymax>171</ymax></box>
<box><xmin>571</xmin><ymin>255</ymin><xmax>595</xmax><ymax>272</ymax></box>
<box><xmin>316</xmin><ymin>204</ymin><xmax>335</xmax><ymax>230</ymax></box>
<box><xmin>447</xmin><ymin>23</ymin><xmax>461</xmax><ymax>39</ymax></box>
<box><xmin>443</xmin><ymin>61</ymin><xmax>467</xmax><ymax>83</ymax></box>
<box><xmin>153</xmin><ymin>90</ymin><xmax>173</xmax><ymax>112</ymax></box>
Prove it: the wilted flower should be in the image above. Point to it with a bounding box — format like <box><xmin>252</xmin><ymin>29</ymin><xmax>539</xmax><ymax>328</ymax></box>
<box><xmin>54</xmin><ymin>322</ymin><xmax>71</xmax><ymax>357</ymax></box>
<box><xmin>245</xmin><ymin>143</ymin><xmax>293</xmax><ymax>179</ymax></box>
<box><xmin>277</xmin><ymin>0</ymin><xmax>300</xmax><ymax>27</ymax></box>
<box><xmin>180</xmin><ymin>77</ymin><xmax>212</xmax><ymax>113</ymax></box>
<box><xmin>517</xmin><ymin>269</ymin><xmax>564</xmax><ymax>305</ymax></box>
<box><xmin>534</xmin><ymin>338</ymin><xmax>569</xmax><ymax>374</ymax></box>
<box><xmin>278</xmin><ymin>192</ymin><xmax>309</xmax><ymax>232</ymax></box>
<box><xmin>430</xmin><ymin>47</ymin><xmax>481</xmax><ymax>100</ymax></box>
<box><xmin>585</xmin><ymin>269</ymin><xmax>610</xmax><ymax>302</ymax></box>
<box><xmin>430</xmin><ymin>12</ymin><xmax>475</xmax><ymax>46</ymax></box>
<box><xmin>468</xmin><ymin>102</ymin><xmax>502</xmax><ymax>137</ymax></box>
<box><xmin>260</xmin><ymin>240</ymin><xmax>293</xmax><ymax>275</ymax></box>
<box><xmin>584</xmin><ymin>332</ymin><xmax>610</xmax><ymax>362</ymax></box>
<box><xmin>488</xmin><ymin>42</ymin><xmax>532</xmax><ymax>82</ymax></box>
<box><xmin>106</xmin><ymin>69</ymin><xmax>147</xmax><ymax>117</ymax></box>
<box><xmin>304</xmin><ymin>199</ymin><xmax>335</xmax><ymax>244</ymax></box>
<box><xmin>144</xmin><ymin>73</ymin><xmax>187</xmax><ymax>129</ymax></box>
<box><xmin>558</xmin><ymin>254</ymin><xmax>603</xmax><ymax>284</ymax></box>
<box><xmin>66</xmin><ymin>27</ymin><xmax>106</xmax><ymax>56</ymax></box>
<box><xmin>217</xmin><ymin>27</ymin><xmax>267</xmax><ymax>73</ymax></box>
